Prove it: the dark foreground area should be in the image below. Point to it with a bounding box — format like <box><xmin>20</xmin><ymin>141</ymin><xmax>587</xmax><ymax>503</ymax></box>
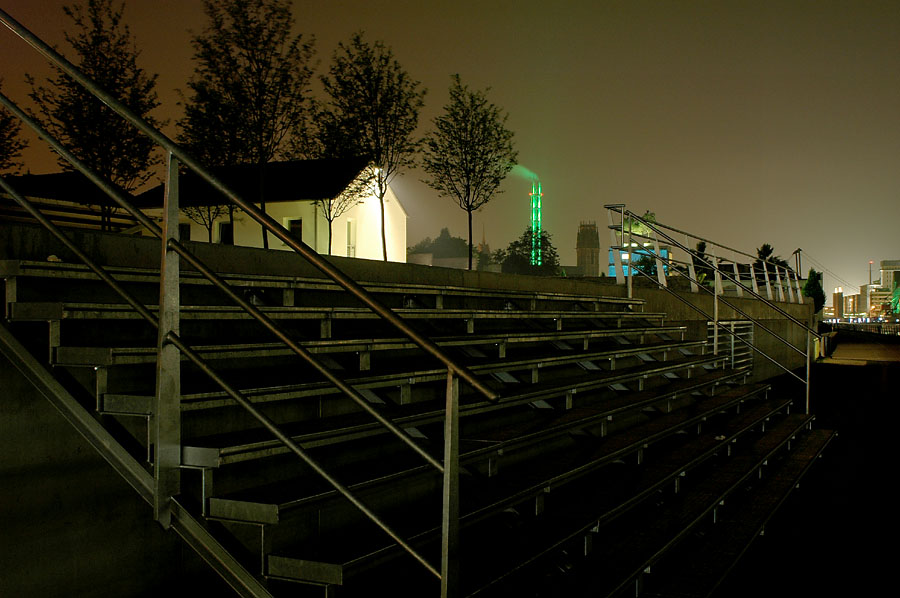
<box><xmin>716</xmin><ymin>331</ymin><xmax>899</xmax><ymax>597</ymax></box>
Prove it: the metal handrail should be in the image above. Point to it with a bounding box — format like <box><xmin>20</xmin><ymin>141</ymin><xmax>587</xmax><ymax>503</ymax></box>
<box><xmin>0</xmin><ymin>175</ymin><xmax>440</xmax><ymax>578</ymax></box>
<box><xmin>0</xmin><ymin>93</ymin><xmax>441</xmax><ymax>469</ymax></box>
<box><xmin>0</xmin><ymin>7</ymin><xmax>469</xmax><ymax>581</ymax></box>
<box><xmin>611</xmin><ymin>209</ymin><xmax>820</xmax><ymax>340</ymax></box>
<box><xmin>622</xmin><ymin>251</ymin><xmax>805</xmax><ymax>383</ymax></box>
<box><xmin>604</xmin><ymin>203</ymin><xmax>801</xmax><ymax>273</ymax></box>
<box><xmin>0</xmin><ymin>8</ymin><xmax>496</xmax><ymax>402</ymax></box>
<box><xmin>605</xmin><ymin>206</ymin><xmax>818</xmax><ymax>413</ymax></box>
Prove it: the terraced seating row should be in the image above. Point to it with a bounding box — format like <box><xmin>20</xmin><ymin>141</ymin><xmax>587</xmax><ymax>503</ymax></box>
<box><xmin>0</xmin><ymin>251</ymin><xmax>830</xmax><ymax>598</ymax></box>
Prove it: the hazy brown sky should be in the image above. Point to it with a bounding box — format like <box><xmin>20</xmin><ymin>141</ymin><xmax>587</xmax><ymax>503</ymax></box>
<box><xmin>2</xmin><ymin>0</ymin><xmax>898</xmax><ymax>296</ymax></box>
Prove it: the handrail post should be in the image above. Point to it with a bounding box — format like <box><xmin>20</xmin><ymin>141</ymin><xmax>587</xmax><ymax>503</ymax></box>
<box><xmin>154</xmin><ymin>152</ymin><xmax>182</xmax><ymax>527</ymax></box>
<box><xmin>763</xmin><ymin>262</ymin><xmax>773</xmax><ymax>300</ymax></box>
<box><xmin>685</xmin><ymin>234</ymin><xmax>698</xmax><ymax>293</ymax></box>
<box><xmin>626</xmin><ymin>207</ymin><xmax>633</xmax><ymax>299</ymax></box>
<box><xmin>784</xmin><ymin>267</ymin><xmax>796</xmax><ymax>303</ymax></box>
<box><xmin>732</xmin><ymin>259</ymin><xmax>743</xmax><ymax>298</ymax></box>
<box><xmin>805</xmin><ymin>330</ymin><xmax>812</xmax><ymax>414</ymax></box>
<box><xmin>651</xmin><ymin>228</ymin><xmax>666</xmax><ymax>288</ymax></box>
<box><xmin>793</xmin><ymin>269</ymin><xmax>804</xmax><ymax>304</ymax></box>
<box><xmin>775</xmin><ymin>266</ymin><xmax>786</xmax><ymax>303</ymax></box>
<box><xmin>441</xmin><ymin>370</ymin><xmax>460</xmax><ymax>598</ymax></box>
<box><xmin>750</xmin><ymin>263</ymin><xmax>760</xmax><ymax>295</ymax></box>
<box><xmin>607</xmin><ymin>207</ymin><xmax>624</xmax><ymax>284</ymax></box>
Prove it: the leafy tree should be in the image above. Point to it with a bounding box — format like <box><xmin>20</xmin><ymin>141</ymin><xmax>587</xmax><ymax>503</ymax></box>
<box><xmin>421</xmin><ymin>74</ymin><xmax>517</xmax><ymax>269</ymax></box>
<box><xmin>0</xmin><ymin>81</ymin><xmax>27</xmax><ymax>173</ymax></box>
<box><xmin>500</xmin><ymin>228</ymin><xmax>560</xmax><ymax>276</ymax></box>
<box><xmin>27</xmin><ymin>0</ymin><xmax>161</xmax><ymax>229</ymax></box>
<box><xmin>802</xmin><ymin>268</ymin><xmax>826</xmax><ymax>314</ymax></box>
<box><xmin>318</xmin><ymin>32</ymin><xmax>425</xmax><ymax>261</ymax></box>
<box><xmin>180</xmin><ymin>0</ymin><xmax>316</xmax><ymax>248</ymax></box>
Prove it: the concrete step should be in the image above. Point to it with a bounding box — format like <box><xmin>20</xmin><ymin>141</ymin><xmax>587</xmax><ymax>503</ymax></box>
<box><xmin>262</xmin><ymin>391</ymin><xmax>788</xmax><ymax>592</ymax></box>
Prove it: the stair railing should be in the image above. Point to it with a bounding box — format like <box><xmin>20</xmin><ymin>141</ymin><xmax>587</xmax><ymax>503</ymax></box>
<box><xmin>604</xmin><ymin>205</ymin><xmax>821</xmax><ymax>413</ymax></box>
<box><xmin>1</xmin><ymin>9</ymin><xmax>481</xmax><ymax>592</ymax></box>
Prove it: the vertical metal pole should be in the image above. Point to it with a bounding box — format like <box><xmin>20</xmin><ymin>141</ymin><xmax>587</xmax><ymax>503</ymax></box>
<box><xmin>651</xmin><ymin>229</ymin><xmax>666</xmax><ymax>288</ymax></box>
<box><xmin>732</xmin><ymin>259</ymin><xmax>743</xmax><ymax>298</ymax></box>
<box><xmin>441</xmin><ymin>370</ymin><xmax>460</xmax><ymax>598</ymax></box>
<box><xmin>775</xmin><ymin>266</ymin><xmax>786</xmax><ymax>303</ymax></box>
<box><xmin>709</xmin><ymin>246</ymin><xmax>723</xmax><ymax>297</ymax></box>
<box><xmin>154</xmin><ymin>152</ymin><xmax>181</xmax><ymax>527</ymax></box>
<box><xmin>763</xmin><ymin>262</ymin><xmax>773</xmax><ymax>300</ymax></box>
<box><xmin>784</xmin><ymin>267</ymin><xmax>796</xmax><ymax>303</ymax></box>
<box><xmin>608</xmin><ymin>208</ymin><xmax>624</xmax><ymax>285</ymax></box>
<box><xmin>805</xmin><ymin>331</ymin><xmax>812</xmax><ymax>414</ymax></box>
<box><xmin>626</xmin><ymin>208</ymin><xmax>633</xmax><ymax>299</ymax></box>
<box><xmin>750</xmin><ymin>263</ymin><xmax>760</xmax><ymax>295</ymax></box>
<box><xmin>686</xmin><ymin>234</ymin><xmax>698</xmax><ymax>293</ymax></box>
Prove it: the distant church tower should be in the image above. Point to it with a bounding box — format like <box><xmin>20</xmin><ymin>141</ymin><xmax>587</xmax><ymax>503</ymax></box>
<box><xmin>576</xmin><ymin>221</ymin><xmax>601</xmax><ymax>277</ymax></box>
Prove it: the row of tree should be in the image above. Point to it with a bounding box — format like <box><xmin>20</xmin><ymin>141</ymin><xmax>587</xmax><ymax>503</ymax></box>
<box><xmin>0</xmin><ymin>0</ymin><xmax>518</xmax><ymax>267</ymax></box>
<box><xmin>411</xmin><ymin>227</ymin><xmax>561</xmax><ymax>276</ymax></box>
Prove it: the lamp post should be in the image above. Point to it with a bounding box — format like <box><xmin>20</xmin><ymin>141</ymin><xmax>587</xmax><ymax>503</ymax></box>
<box><xmin>792</xmin><ymin>248</ymin><xmax>802</xmax><ymax>276</ymax></box>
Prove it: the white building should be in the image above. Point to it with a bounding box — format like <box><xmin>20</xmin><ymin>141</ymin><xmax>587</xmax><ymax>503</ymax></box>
<box><xmin>137</xmin><ymin>159</ymin><xmax>408</xmax><ymax>262</ymax></box>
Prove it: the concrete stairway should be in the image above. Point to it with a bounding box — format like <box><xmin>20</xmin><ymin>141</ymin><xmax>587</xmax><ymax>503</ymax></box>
<box><xmin>0</xmin><ymin>239</ymin><xmax>834</xmax><ymax>597</ymax></box>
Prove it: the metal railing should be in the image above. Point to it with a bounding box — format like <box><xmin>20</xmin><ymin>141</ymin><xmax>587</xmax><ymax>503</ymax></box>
<box><xmin>605</xmin><ymin>205</ymin><xmax>805</xmax><ymax>304</ymax></box>
<box><xmin>604</xmin><ymin>205</ymin><xmax>821</xmax><ymax>413</ymax></box>
<box><xmin>0</xmin><ymin>9</ymin><xmax>484</xmax><ymax>594</ymax></box>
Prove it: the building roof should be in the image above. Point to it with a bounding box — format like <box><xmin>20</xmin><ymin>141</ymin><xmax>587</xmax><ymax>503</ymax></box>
<box><xmin>135</xmin><ymin>158</ymin><xmax>371</xmax><ymax>208</ymax></box>
<box><xmin>0</xmin><ymin>171</ymin><xmax>127</xmax><ymax>207</ymax></box>
<box><xmin>1</xmin><ymin>158</ymin><xmax>371</xmax><ymax>210</ymax></box>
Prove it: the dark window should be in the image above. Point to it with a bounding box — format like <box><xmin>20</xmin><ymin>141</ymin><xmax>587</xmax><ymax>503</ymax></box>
<box><xmin>218</xmin><ymin>222</ymin><xmax>234</xmax><ymax>245</ymax></box>
<box><xmin>289</xmin><ymin>219</ymin><xmax>302</xmax><ymax>240</ymax></box>
<box><xmin>178</xmin><ymin>223</ymin><xmax>192</xmax><ymax>241</ymax></box>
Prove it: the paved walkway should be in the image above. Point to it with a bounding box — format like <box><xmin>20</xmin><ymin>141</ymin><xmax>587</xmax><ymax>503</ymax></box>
<box><xmin>823</xmin><ymin>332</ymin><xmax>900</xmax><ymax>365</ymax></box>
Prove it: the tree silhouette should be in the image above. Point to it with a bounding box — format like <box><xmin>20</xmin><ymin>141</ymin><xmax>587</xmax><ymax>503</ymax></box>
<box><xmin>802</xmin><ymin>268</ymin><xmax>826</xmax><ymax>313</ymax></box>
<box><xmin>180</xmin><ymin>0</ymin><xmax>316</xmax><ymax>248</ymax></box>
<box><xmin>499</xmin><ymin>228</ymin><xmax>560</xmax><ymax>276</ymax></box>
<box><xmin>421</xmin><ymin>75</ymin><xmax>517</xmax><ymax>269</ymax></box>
<box><xmin>318</xmin><ymin>32</ymin><xmax>425</xmax><ymax>261</ymax></box>
<box><xmin>0</xmin><ymin>81</ymin><xmax>27</xmax><ymax>173</ymax></box>
<box><xmin>754</xmin><ymin>243</ymin><xmax>790</xmax><ymax>285</ymax></box>
<box><xmin>27</xmin><ymin>0</ymin><xmax>161</xmax><ymax>229</ymax></box>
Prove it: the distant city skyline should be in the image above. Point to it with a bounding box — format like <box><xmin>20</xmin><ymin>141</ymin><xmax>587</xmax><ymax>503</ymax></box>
<box><xmin>2</xmin><ymin>0</ymin><xmax>898</xmax><ymax>300</ymax></box>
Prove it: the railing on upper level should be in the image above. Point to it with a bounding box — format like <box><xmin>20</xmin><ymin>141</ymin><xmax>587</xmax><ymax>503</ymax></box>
<box><xmin>827</xmin><ymin>321</ymin><xmax>900</xmax><ymax>336</ymax></box>
<box><xmin>604</xmin><ymin>205</ymin><xmax>822</xmax><ymax>414</ymax></box>
<box><xmin>0</xmin><ymin>8</ymin><xmax>477</xmax><ymax>594</ymax></box>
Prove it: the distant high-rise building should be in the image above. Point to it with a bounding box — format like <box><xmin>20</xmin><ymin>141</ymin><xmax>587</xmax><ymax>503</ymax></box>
<box><xmin>576</xmin><ymin>221</ymin><xmax>601</xmax><ymax>277</ymax></box>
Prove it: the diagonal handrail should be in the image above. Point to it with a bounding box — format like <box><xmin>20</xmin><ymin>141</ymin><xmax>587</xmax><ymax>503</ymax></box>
<box><xmin>0</xmin><ymin>7</ymin><xmax>496</xmax><ymax>403</ymax></box>
<box><xmin>0</xmin><ymin>174</ymin><xmax>440</xmax><ymax>579</ymax></box>
<box><xmin>623</xmin><ymin>254</ymin><xmax>805</xmax><ymax>383</ymax></box>
<box><xmin>0</xmin><ymin>93</ymin><xmax>442</xmax><ymax>472</ymax></box>
<box><xmin>0</xmin><ymin>7</ymin><xmax>473</xmax><ymax>581</ymax></box>
<box><xmin>610</xmin><ymin>207</ymin><xmax>820</xmax><ymax>340</ymax></box>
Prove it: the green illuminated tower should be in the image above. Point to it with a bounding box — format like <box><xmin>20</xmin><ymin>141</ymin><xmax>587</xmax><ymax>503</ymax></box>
<box><xmin>530</xmin><ymin>179</ymin><xmax>543</xmax><ymax>266</ymax></box>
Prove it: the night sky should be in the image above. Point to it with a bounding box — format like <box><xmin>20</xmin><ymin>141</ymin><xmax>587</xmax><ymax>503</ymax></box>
<box><xmin>2</xmin><ymin>1</ymin><xmax>898</xmax><ymax>299</ymax></box>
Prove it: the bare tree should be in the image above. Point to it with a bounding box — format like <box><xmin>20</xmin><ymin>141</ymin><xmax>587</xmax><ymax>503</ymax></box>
<box><xmin>0</xmin><ymin>80</ymin><xmax>27</xmax><ymax>173</ymax></box>
<box><xmin>421</xmin><ymin>75</ymin><xmax>517</xmax><ymax>269</ymax></box>
<box><xmin>319</xmin><ymin>32</ymin><xmax>425</xmax><ymax>261</ymax></box>
<box><xmin>315</xmin><ymin>169</ymin><xmax>373</xmax><ymax>255</ymax></box>
<box><xmin>27</xmin><ymin>0</ymin><xmax>161</xmax><ymax>229</ymax></box>
<box><xmin>182</xmin><ymin>204</ymin><xmax>227</xmax><ymax>243</ymax></box>
<box><xmin>180</xmin><ymin>0</ymin><xmax>316</xmax><ymax>248</ymax></box>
